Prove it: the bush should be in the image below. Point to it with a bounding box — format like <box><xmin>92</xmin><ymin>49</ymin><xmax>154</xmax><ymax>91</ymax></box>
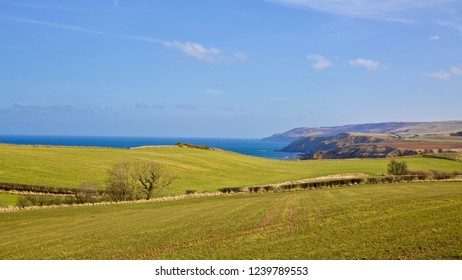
<box><xmin>0</xmin><ymin>182</ymin><xmax>76</xmax><ymax>195</ymax></box>
<box><xmin>75</xmin><ymin>182</ymin><xmax>101</xmax><ymax>204</ymax></box>
<box><xmin>218</xmin><ymin>187</ymin><xmax>243</xmax><ymax>194</ymax></box>
<box><xmin>247</xmin><ymin>186</ymin><xmax>262</xmax><ymax>193</ymax></box>
<box><xmin>387</xmin><ymin>159</ymin><xmax>409</xmax><ymax>175</ymax></box>
<box><xmin>430</xmin><ymin>170</ymin><xmax>453</xmax><ymax>180</ymax></box>
<box><xmin>176</xmin><ymin>142</ymin><xmax>210</xmax><ymax>150</ymax></box>
<box><xmin>408</xmin><ymin>170</ymin><xmax>430</xmax><ymax>180</ymax></box>
<box><xmin>185</xmin><ymin>190</ymin><xmax>197</xmax><ymax>195</ymax></box>
<box><xmin>16</xmin><ymin>195</ymin><xmax>71</xmax><ymax>208</ymax></box>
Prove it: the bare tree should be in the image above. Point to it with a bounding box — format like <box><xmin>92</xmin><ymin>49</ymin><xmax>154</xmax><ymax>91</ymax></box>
<box><xmin>106</xmin><ymin>161</ymin><xmax>137</xmax><ymax>201</ymax></box>
<box><xmin>106</xmin><ymin>160</ymin><xmax>175</xmax><ymax>201</ymax></box>
<box><xmin>76</xmin><ymin>182</ymin><xmax>101</xmax><ymax>204</ymax></box>
<box><xmin>133</xmin><ymin>161</ymin><xmax>176</xmax><ymax>200</ymax></box>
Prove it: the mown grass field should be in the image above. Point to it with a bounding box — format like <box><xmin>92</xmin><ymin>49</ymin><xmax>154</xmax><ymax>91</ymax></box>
<box><xmin>1</xmin><ymin>144</ymin><xmax>462</xmax><ymax>196</ymax></box>
<box><xmin>0</xmin><ymin>182</ymin><xmax>461</xmax><ymax>260</ymax></box>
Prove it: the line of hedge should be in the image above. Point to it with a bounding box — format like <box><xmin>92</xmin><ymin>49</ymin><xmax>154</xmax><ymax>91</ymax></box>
<box><xmin>16</xmin><ymin>194</ymin><xmax>108</xmax><ymax>208</ymax></box>
<box><xmin>218</xmin><ymin>171</ymin><xmax>461</xmax><ymax>194</ymax></box>
<box><xmin>0</xmin><ymin>182</ymin><xmax>106</xmax><ymax>196</ymax></box>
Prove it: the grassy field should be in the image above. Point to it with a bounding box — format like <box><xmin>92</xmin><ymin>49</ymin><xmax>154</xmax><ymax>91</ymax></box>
<box><xmin>0</xmin><ymin>193</ymin><xmax>18</xmax><ymax>207</ymax></box>
<box><xmin>404</xmin><ymin>134</ymin><xmax>462</xmax><ymax>143</ymax></box>
<box><xmin>0</xmin><ymin>182</ymin><xmax>460</xmax><ymax>259</ymax></box>
<box><xmin>1</xmin><ymin>144</ymin><xmax>462</xmax><ymax>195</ymax></box>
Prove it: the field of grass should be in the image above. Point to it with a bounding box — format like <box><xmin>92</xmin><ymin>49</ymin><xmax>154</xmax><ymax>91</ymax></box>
<box><xmin>1</xmin><ymin>144</ymin><xmax>462</xmax><ymax>196</ymax></box>
<box><xmin>0</xmin><ymin>193</ymin><xmax>18</xmax><ymax>207</ymax></box>
<box><xmin>0</xmin><ymin>182</ymin><xmax>460</xmax><ymax>259</ymax></box>
<box><xmin>404</xmin><ymin>134</ymin><xmax>462</xmax><ymax>143</ymax></box>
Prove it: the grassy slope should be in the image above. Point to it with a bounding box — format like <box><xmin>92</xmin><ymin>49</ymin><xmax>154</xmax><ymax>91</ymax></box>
<box><xmin>1</xmin><ymin>182</ymin><xmax>461</xmax><ymax>260</ymax></box>
<box><xmin>405</xmin><ymin>135</ymin><xmax>462</xmax><ymax>143</ymax></box>
<box><xmin>1</xmin><ymin>144</ymin><xmax>462</xmax><ymax>195</ymax></box>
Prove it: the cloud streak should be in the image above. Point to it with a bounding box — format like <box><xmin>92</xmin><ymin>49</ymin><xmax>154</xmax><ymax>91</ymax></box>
<box><xmin>204</xmin><ymin>88</ymin><xmax>223</xmax><ymax>96</ymax></box>
<box><xmin>0</xmin><ymin>15</ymin><xmax>247</xmax><ymax>63</ymax></box>
<box><xmin>306</xmin><ymin>54</ymin><xmax>331</xmax><ymax>70</ymax></box>
<box><xmin>428</xmin><ymin>66</ymin><xmax>462</xmax><ymax>81</ymax></box>
<box><xmin>163</xmin><ymin>41</ymin><xmax>248</xmax><ymax>63</ymax></box>
<box><xmin>163</xmin><ymin>41</ymin><xmax>223</xmax><ymax>62</ymax></box>
<box><xmin>0</xmin><ymin>15</ymin><xmax>163</xmax><ymax>43</ymax></box>
<box><xmin>349</xmin><ymin>58</ymin><xmax>382</xmax><ymax>71</ymax></box>
<box><xmin>268</xmin><ymin>0</ymin><xmax>462</xmax><ymax>29</ymax></box>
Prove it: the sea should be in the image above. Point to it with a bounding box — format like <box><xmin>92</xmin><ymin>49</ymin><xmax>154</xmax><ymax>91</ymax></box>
<box><xmin>0</xmin><ymin>135</ymin><xmax>299</xmax><ymax>160</ymax></box>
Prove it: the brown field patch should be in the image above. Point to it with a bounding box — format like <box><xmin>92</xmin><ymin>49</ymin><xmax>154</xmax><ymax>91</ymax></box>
<box><xmin>378</xmin><ymin>142</ymin><xmax>462</xmax><ymax>150</ymax></box>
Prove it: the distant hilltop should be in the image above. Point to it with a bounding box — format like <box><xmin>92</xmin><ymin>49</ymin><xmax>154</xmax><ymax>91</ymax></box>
<box><xmin>263</xmin><ymin>121</ymin><xmax>462</xmax><ymax>142</ymax></box>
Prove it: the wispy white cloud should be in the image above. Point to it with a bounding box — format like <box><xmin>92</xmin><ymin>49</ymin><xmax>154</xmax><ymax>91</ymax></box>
<box><xmin>349</xmin><ymin>58</ymin><xmax>382</xmax><ymax>71</ymax></box>
<box><xmin>163</xmin><ymin>41</ymin><xmax>223</xmax><ymax>62</ymax></box>
<box><xmin>204</xmin><ymin>88</ymin><xmax>223</xmax><ymax>96</ymax></box>
<box><xmin>428</xmin><ymin>71</ymin><xmax>452</xmax><ymax>81</ymax></box>
<box><xmin>0</xmin><ymin>0</ymin><xmax>66</xmax><ymax>11</ymax></box>
<box><xmin>429</xmin><ymin>34</ymin><xmax>440</xmax><ymax>40</ymax></box>
<box><xmin>0</xmin><ymin>0</ymin><xmax>97</xmax><ymax>12</ymax></box>
<box><xmin>233</xmin><ymin>52</ymin><xmax>249</xmax><ymax>62</ymax></box>
<box><xmin>451</xmin><ymin>66</ymin><xmax>462</xmax><ymax>76</ymax></box>
<box><xmin>428</xmin><ymin>66</ymin><xmax>462</xmax><ymax>81</ymax></box>
<box><xmin>267</xmin><ymin>0</ymin><xmax>462</xmax><ymax>29</ymax></box>
<box><xmin>163</xmin><ymin>41</ymin><xmax>248</xmax><ymax>63</ymax></box>
<box><xmin>306</xmin><ymin>54</ymin><xmax>331</xmax><ymax>70</ymax></box>
<box><xmin>0</xmin><ymin>15</ymin><xmax>247</xmax><ymax>64</ymax></box>
<box><xmin>0</xmin><ymin>15</ymin><xmax>163</xmax><ymax>43</ymax></box>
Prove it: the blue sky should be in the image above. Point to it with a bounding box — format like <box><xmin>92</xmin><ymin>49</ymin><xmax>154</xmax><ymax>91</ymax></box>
<box><xmin>1</xmin><ymin>0</ymin><xmax>461</xmax><ymax>138</ymax></box>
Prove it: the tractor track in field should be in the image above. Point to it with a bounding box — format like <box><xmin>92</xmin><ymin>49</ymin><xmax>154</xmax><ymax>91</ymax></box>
<box><xmin>136</xmin><ymin>198</ymin><xmax>287</xmax><ymax>258</ymax></box>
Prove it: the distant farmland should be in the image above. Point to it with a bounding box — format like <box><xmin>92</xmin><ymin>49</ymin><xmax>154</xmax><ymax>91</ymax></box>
<box><xmin>378</xmin><ymin>142</ymin><xmax>462</xmax><ymax>150</ymax></box>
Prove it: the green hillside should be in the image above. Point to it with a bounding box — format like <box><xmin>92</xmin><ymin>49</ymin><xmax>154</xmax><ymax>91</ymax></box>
<box><xmin>1</xmin><ymin>144</ymin><xmax>462</xmax><ymax>195</ymax></box>
<box><xmin>1</xmin><ymin>182</ymin><xmax>461</xmax><ymax>259</ymax></box>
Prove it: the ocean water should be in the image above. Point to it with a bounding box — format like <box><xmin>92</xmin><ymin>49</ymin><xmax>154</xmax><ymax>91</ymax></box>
<box><xmin>0</xmin><ymin>135</ymin><xmax>298</xmax><ymax>160</ymax></box>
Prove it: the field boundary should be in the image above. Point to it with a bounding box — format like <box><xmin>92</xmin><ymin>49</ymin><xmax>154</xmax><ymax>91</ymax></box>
<box><xmin>2</xmin><ymin>175</ymin><xmax>462</xmax><ymax>213</ymax></box>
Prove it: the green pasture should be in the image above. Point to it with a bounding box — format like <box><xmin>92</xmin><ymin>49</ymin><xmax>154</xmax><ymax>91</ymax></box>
<box><xmin>1</xmin><ymin>144</ymin><xmax>462</xmax><ymax>195</ymax></box>
<box><xmin>1</xmin><ymin>182</ymin><xmax>461</xmax><ymax>259</ymax></box>
<box><xmin>0</xmin><ymin>193</ymin><xmax>18</xmax><ymax>207</ymax></box>
<box><xmin>404</xmin><ymin>134</ymin><xmax>462</xmax><ymax>143</ymax></box>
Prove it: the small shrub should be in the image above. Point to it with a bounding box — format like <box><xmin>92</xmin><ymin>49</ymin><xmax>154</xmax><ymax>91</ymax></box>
<box><xmin>430</xmin><ymin>170</ymin><xmax>454</xmax><ymax>180</ymax></box>
<box><xmin>218</xmin><ymin>187</ymin><xmax>243</xmax><ymax>193</ymax></box>
<box><xmin>248</xmin><ymin>186</ymin><xmax>262</xmax><ymax>193</ymax></box>
<box><xmin>176</xmin><ymin>142</ymin><xmax>210</xmax><ymax>150</ymax></box>
<box><xmin>75</xmin><ymin>182</ymin><xmax>101</xmax><ymax>204</ymax></box>
<box><xmin>185</xmin><ymin>189</ymin><xmax>197</xmax><ymax>195</ymax></box>
<box><xmin>387</xmin><ymin>159</ymin><xmax>409</xmax><ymax>175</ymax></box>
<box><xmin>409</xmin><ymin>170</ymin><xmax>430</xmax><ymax>180</ymax></box>
<box><xmin>218</xmin><ymin>187</ymin><xmax>234</xmax><ymax>194</ymax></box>
<box><xmin>17</xmin><ymin>196</ymin><xmax>30</xmax><ymax>208</ymax></box>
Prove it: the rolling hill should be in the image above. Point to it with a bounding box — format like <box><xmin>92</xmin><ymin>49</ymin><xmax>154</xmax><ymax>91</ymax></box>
<box><xmin>1</xmin><ymin>144</ymin><xmax>462</xmax><ymax>196</ymax></box>
<box><xmin>264</xmin><ymin>121</ymin><xmax>462</xmax><ymax>142</ymax></box>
